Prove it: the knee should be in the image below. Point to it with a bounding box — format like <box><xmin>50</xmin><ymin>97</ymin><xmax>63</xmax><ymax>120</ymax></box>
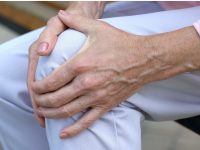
<box><xmin>36</xmin><ymin>29</ymin><xmax>86</xmax><ymax>80</ymax></box>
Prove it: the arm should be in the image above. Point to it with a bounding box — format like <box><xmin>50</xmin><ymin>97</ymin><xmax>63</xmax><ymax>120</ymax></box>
<box><xmin>32</xmin><ymin>12</ymin><xmax>200</xmax><ymax>138</ymax></box>
<box><xmin>148</xmin><ymin>26</ymin><xmax>200</xmax><ymax>78</ymax></box>
<box><xmin>127</xmin><ymin>26</ymin><xmax>200</xmax><ymax>84</ymax></box>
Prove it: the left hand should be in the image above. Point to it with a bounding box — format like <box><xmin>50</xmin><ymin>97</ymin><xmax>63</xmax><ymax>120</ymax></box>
<box><xmin>32</xmin><ymin>10</ymin><xmax>196</xmax><ymax>138</ymax></box>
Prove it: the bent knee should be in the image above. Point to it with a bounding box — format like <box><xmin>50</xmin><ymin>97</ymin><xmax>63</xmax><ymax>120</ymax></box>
<box><xmin>36</xmin><ymin>29</ymin><xmax>86</xmax><ymax>80</ymax></box>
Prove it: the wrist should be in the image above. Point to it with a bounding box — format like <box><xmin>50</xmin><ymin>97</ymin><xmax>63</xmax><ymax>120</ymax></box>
<box><xmin>144</xmin><ymin>26</ymin><xmax>200</xmax><ymax>81</ymax></box>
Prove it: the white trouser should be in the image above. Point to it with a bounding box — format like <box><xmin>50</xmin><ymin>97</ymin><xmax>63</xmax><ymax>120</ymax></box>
<box><xmin>0</xmin><ymin>3</ymin><xmax>200</xmax><ymax>150</ymax></box>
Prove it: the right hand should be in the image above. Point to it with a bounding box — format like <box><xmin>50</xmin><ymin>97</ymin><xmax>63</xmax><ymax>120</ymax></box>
<box><xmin>27</xmin><ymin>2</ymin><xmax>106</xmax><ymax>127</ymax></box>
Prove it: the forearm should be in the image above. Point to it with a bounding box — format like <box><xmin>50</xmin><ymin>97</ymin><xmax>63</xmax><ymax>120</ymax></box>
<box><xmin>154</xmin><ymin>26</ymin><xmax>200</xmax><ymax>68</ymax></box>
<box><xmin>130</xmin><ymin>26</ymin><xmax>200</xmax><ymax>83</ymax></box>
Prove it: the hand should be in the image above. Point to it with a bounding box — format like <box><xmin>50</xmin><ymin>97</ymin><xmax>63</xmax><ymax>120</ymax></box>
<box><xmin>27</xmin><ymin>2</ymin><xmax>106</xmax><ymax>127</ymax></box>
<box><xmin>32</xmin><ymin>11</ymin><xmax>200</xmax><ymax>137</ymax></box>
<box><xmin>32</xmin><ymin>11</ymin><xmax>150</xmax><ymax>138</ymax></box>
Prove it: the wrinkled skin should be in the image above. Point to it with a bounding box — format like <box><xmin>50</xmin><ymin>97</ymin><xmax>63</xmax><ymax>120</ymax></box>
<box><xmin>31</xmin><ymin>11</ymin><xmax>159</xmax><ymax>138</ymax></box>
<box><xmin>29</xmin><ymin>7</ymin><xmax>200</xmax><ymax>139</ymax></box>
<box><xmin>27</xmin><ymin>2</ymin><xmax>106</xmax><ymax>127</ymax></box>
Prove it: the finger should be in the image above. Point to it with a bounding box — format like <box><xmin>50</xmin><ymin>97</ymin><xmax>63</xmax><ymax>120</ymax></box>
<box><xmin>30</xmin><ymin>91</ymin><xmax>45</xmax><ymax>128</ymax></box>
<box><xmin>59</xmin><ymin>107</ymin><xmax>105</xmax><ymax>139</ymax></box>
<box><xmin>37</xmin><ymin>16</ymin><xmax>65</xmax><ymax>56</ymax></box>
<box><xmin>34</xmin><ymin>110</ymin><xmax>45</xmax><ymax>128</ymax></box>
<box><xmin>28</xmin><ymin>43</ymin><xmax>45</xmax><ymax>127</ymax></box>
<box><xmin>27</xmin><ymin>42</ymin><xmax>39</xmax><ymax>85</ymax></box>
<box><xmin>32</xmin><ymin>94</ymin><xmax>45</xmax><ymax>127</ymax></box>
<box><xmin>58</xmin><ymin>10</ymin><xmax>96</xmax><ymax>34</ymax></box>
<box><xmin>32</xmin><ymin>61</ymin><xmax>75</xmax><ymax>94</ymax></box>
<box><xmin>35</xmin><ymin>71</ymin><xmax>108</xmax><ymax>108</ymax></box>
<box><xmin>36</xmin><ymin>95</ymin><xmax>94</xmax><ymax>118</ymax></box>
<box><xmin>35</xmin><ymin>80</ymin><xmax>84</xmax><ymax>108</ymax></box>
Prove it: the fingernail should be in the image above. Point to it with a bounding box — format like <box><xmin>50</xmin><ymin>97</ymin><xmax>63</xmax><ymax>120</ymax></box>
<box><xmin>60</xmin><ymin>132</ymin><xmax>68</xmax><ymax>139</ymax></box>
<box><xmin>59</xmin><ymin>10</ymin><xmax>69</xmax><ymax>16</ymax></box>
<box><xmin>38</xmin><ymin>42</ymin><xmax>48</xmax><ymax>52</ymax></box>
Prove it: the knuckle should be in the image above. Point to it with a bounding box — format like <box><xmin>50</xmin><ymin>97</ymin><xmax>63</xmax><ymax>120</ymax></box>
<box><xmin>32</xmin><ymin>83</ymin><xmax>40</xmax><ymax>93</ymax></box>
<box><xmin>91</xmin><ymin>93</ymin><xmax>100</xmax><ymax>103</ymax></box>
<box><xmin>78</xmin><ymin>76</ymin><xmax>93</xmax><ymax>90</ymax></box>
<box><xmin>46</xmin><ymin>95</ymin><xmax>58</xmax><ymax>107</ymax></box>
<box><xmin>66</xmin><ymin>131</ymin><xmax>75</xmax><ymax>137</ymax></box>
<box><xmin>73</xmin><ymin>65</ymin><xmax>83</xmax><ymax>75</ymax></box>
<box><xmin>47</xmin><ymin>16</ymin><xmax>58</xmax><ymax>26</ymax></box>
<box><xmin>45</xmin><ymin>82</ymin><xmax>52</xmax><ymax>91</ymax></box>
<box><xmin>34</xmin><ymin>95</ymin><xmax>41</xmax><ymax>105</ymax></box>
<box><xmin>73</xmin><ymin>63</ymin><xmax>83</xmax><ymax>74</ymax></box>
<box><xmin>81</xmin><ymin>120</ymin><xmax>92</xmax><ymax>129</ymax></box>
<box><xmin>94</xmin><ymin>90</ymin><xmax>107</xmax><ymax>101</ymax></box>
<box><xmin>45</xmin><ymin>78</ymin><xmax>56</xmax><ymax>91</ymax></box>
<box><xmin>98</xmin><ymin>105</ymin><xmax>110</xmax><ymax>111</ymax></box>
<box><xmin>72</xmin><ymin>59</ymin><xmax>91</xmax><ymax>74</ymax></box>
<box><xmin>77</xmin><ymin>99</ymin><xmax>87</xmax><ymax>109</ymax></box>
<box><xmin>61</xmin><ymin>106</ymin><xmax>72</xmax><ymax>118</ymax></box>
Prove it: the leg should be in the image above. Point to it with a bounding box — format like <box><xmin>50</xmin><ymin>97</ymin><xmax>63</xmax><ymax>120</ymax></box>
<box><xmin>1</xmin><ymin>4</ymin><xmax>200</xmax><ymax>150</ymax></box>
<box><xmin>0</xmin><ymin>31</ymin><xmax>143</xmax><ymax>150</ymax></box>
<box><xmin>0</xmin><ymin>2</ymin><xmax>150</xmax><ymax>149</ymax></box>
<box><xmin>36</xmin><ymin>6</ymin><xmax>200</xmax><ymax>150</ymax></box>
<box><xmin>0</xmin><ymin>29</ymin><xmax>49</xmax><ymax>150</ymax></box>
<box><xmin>0</xmin><ymin>2</ymin><xmax>148</xmax><ymax>149</ymax></box>
<box><xmin>36</xmin><ymin>29</ymin><xmax>144</xmax><ymax>150</ymax></box>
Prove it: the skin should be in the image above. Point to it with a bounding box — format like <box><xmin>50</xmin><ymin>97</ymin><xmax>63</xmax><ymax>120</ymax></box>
<box><xmin>28</xmin><ymin>3</ymin><xmax>200</xmax><ymax>139</ymax></box>
<box><xmin>27</xmin><ymin>2</ymin><xmax>106</xmax><ymax>127</ymax></box>
<box><xmin>30</xmin><ymin>10</ymin><xmax>200</xmax><ymax>139</ymax></box>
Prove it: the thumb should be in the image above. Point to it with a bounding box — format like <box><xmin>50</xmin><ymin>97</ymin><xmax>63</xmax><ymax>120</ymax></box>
<box><xmin>37</xmin><ymin>17</ymin><xmax>65</xmax><ymax>56</ymax></box>
<box><xmin>58</xmin><ymin>10</ymin><xmax>95</xmax><ymax>34</ymax></box>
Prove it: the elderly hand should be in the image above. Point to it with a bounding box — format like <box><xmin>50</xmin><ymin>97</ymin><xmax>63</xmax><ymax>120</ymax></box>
<box><xmin>32</xmin><ymin>10</ymin><xmax>154</xmax><ymax>138</ymax></box>
<box><xmin>27</xmin><ymin>2</ymin><xmax>106</xmax><ymax>127</ymax></box>
<box><xmin>32</xmin><ymin>11</ymin><xmax>200</xmax><ymax>138</ymax></box>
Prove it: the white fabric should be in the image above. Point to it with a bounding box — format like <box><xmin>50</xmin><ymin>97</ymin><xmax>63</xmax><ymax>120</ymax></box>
<box><xmin>0</xmin><ymin>2</ymin><xmax>200</xmax><ymax>150</ymax></box>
